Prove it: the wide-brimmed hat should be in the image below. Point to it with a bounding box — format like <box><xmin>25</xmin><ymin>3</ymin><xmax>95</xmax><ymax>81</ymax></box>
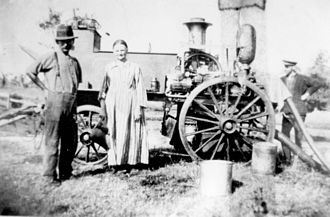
<box><xmin>183</xmin><ymin>17</ymin><xmax>212</xmax><ymax>26</ymax></box>
<box><xmin>283</xmin><ymin>59</ymin><xmax>297</xmax><ymax>67</ymax></box>
<box><xmin>55</xmin><ymin>24</ymin><xmax>78</xmax><ymax>40</ymax></box>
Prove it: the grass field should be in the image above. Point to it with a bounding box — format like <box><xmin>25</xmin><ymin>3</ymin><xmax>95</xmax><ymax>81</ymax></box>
<box><xmin>1</xmin><ymin>86</ymin><xmax>330</xmax><ymax>216</ymax></box>
<box><xmin>1</xmin><ymin>120</ymin><xmax>330</xmax><ymax>217</ymax></box>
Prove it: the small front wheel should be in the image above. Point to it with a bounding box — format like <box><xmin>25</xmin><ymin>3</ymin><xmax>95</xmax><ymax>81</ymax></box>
<box><xmin>74</xmin><ymin>105</ymin><xmax>109</xmax><ymax>166</ymax></box>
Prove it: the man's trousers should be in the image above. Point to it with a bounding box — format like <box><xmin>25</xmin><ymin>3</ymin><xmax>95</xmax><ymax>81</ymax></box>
<box><xmin>43</xmin><ymin>92</ymin><xmax>77</xmax><ymax>180</ymax></box>
<box><xmin>281</xmin><ymin>114</ymin><xmax>306</xmax><ymax>163</ymax></box>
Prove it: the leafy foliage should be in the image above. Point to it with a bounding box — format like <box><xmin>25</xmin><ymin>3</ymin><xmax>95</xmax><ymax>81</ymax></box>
<box><xmin>306</xmin><ymin>51</ymin><xmax>330</xmax><ymax>111</ymax></box>
<box><xmin>309</xmin><ymin>52</ymin><xmax>330</xmax><ymax>78</ymax></box>
<box><xmin>38</xmin><ymin>8</ymin><xmax>101</xmax><ymax>31</ymax></box>
<box><xmin>38</xmin><ymin>8</ymin><xmax>61</xmax><ymax>30</ymax></box>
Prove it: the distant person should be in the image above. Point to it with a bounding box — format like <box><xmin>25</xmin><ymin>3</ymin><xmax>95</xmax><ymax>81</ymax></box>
<box><xmin>26</xmin><ymin>24</ymin><xmax>82</xmax><ymax>185</ymax></box>
<box><xmin>98</xmin><ymin>39</ymin><xmax>148</xmax><ymax>173</ymax></box>
<box><xmin>280</xmin><ymin>59</ymin><xmax>322</xmax><ymax>164</ymax></box>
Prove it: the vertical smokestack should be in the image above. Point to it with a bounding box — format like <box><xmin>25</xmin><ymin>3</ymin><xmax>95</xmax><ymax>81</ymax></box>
<box><xmin>183</xmin><ymin>17</ymin><xmax>212</xmax><ymax>46</ymax></box>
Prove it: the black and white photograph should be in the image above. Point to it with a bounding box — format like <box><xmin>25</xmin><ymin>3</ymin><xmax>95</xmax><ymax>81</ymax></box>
<box><xmin>1</xmin><ymin>0</ymin><xmax>330</xmax><ymax>216</ymax></box>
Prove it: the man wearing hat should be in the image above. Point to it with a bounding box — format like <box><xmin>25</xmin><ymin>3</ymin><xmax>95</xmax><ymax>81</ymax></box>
<box><xmin>26</xmin><ymin>24</ymin><xmax>82</xmax><ymax>185</ymax></box>
<box><xmin>280</xmin><ymin>59</ymin><xmax>322</xmax><ymax>164</ymax></box>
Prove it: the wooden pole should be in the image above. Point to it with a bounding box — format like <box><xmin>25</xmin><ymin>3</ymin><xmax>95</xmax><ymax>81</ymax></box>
<box><xmin>275</xmin><ymin>130</ymin><xmax>329</xmax><ymax>175</ymax></box>
<box><xmin>0</xmin><ymin>115</ymin><xmax>28</xmax><ymax>127</ymax></box>
<box><xmin>285</xmin><ymin>97</ymin><xmax>330</xmax><ymax>172</ymax></box>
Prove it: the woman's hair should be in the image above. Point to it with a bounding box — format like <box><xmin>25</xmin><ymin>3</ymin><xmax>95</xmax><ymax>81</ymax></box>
<box><xmin>113</xmin><ymin>39</ymin><xmax>128</xmax><ymax>49</ymax></box>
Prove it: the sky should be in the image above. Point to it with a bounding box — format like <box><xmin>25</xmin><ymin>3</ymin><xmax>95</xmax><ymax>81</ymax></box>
<box><xmin>0</xmin><ymin>0</ymin><xmax>223</xmax><ymax>52</ymax></box>
<box><xmin>1</xmin><ymin>0</ymin><xmax>330</xmax><ymax>76</ymax></box>
<box><xmin>266</xmin><ymin>0</ymin><xmax>330</xmax><ymax>75</ymax></box>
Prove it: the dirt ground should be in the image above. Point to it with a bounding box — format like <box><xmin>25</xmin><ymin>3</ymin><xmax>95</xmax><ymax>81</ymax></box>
<box><xmin>1</xmin><ymin>88</ymin><xmax>330</xmax><ymax>216</ymax></box>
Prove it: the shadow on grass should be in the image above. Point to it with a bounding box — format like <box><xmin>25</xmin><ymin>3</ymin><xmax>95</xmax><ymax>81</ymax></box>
<box><xmin>72</xmin><ymin>167</ymin><xmax>108</xmax><ymax>179</ymax></box>
<box><xmin>232</xmin><ymin>179</ymin><xmax>244</xmax><ymax>193</ymax></box>
<box><xmin>1</xmin><ymin>207</ymin><xmax>20</xmax><ymax>216</ymax></box>
<box><xmin>72</xmin><ymin>148</ymin><xmax>192</xmax><ymax>178</ymax></box>
<box><xmin>148</xmin><ymin>148</ymin><xmax>192</xmax><ymax>171</ymax></box>
<box><xmin>48</xmin><ymin>205</ymin><xmax>70</xmax><ymax>215</ymax></box>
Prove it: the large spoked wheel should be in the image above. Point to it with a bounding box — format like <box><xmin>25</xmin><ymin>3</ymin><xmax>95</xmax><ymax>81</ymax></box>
<box><xmin>74</xmin><ymin>105</ymin><xmax>109</xmax><ymax>166</ymax></box>
<box><xmin>179</xmin><ymin>77</ymin><xmax>275</xmax><ymax>161</ymax></box>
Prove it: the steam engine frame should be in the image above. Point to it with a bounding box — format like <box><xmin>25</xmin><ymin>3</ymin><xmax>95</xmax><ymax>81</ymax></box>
<box><xmin>73</xmin><ymin>18</ymin><xmax>277</xmax><ymax>166</ymax></box>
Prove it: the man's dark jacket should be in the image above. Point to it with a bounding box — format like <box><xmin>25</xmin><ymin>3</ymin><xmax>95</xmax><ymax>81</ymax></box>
<box><xmin>281</xmin><ymin>73</ymin><xmax>322</xmax><ymax>116</ymax></box>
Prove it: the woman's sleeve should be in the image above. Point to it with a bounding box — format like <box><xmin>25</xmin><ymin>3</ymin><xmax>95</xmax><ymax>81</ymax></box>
<box><xmin>136</xmin><ymin>66</ymin><xmax>147</xmax><ymax>108</ymax></box>
<box><xmin>98</xmin><ymin>68</ymin><xmax>110</xmax><ymax>101</ymax></box>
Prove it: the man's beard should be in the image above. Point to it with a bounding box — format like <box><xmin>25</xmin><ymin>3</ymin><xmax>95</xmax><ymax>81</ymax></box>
<box><xmin>61</xmin><ymin>44</ymin><xmax>74</xmax><ymax>53</ymax></box>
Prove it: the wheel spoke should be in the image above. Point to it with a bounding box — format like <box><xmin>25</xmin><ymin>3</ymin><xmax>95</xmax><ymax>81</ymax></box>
<box><xmin>234</xmin><ymin>96</ymin><xmax>261</xmax><ymax>118</ymax></box>
<box><xmin>92</xmin><ymin>118</ymin><xmax>103</xmax><ymax>129</ymax></box>
<box><xmin>239</xmin><ymin>133</ymin><xmax>256</xmax><ymax>148</ymax></box>
<box><xmin>234</xmin><ymin>139</ymin><xmax>248</xmax><ymax>161</ymax></box>
<box><xmin>238</xmin><ymin>112</ymin><xmax>269</xmax><ymax>122</ymax></box>
<box><xmin>87</xmin><ymin>112</ymin><xmax>93</xmax><ymax>128</ymax></box>
<box><xmin>194</xmin><ymin>130</ymin><xmax>221</xmax><ymax>153</ymax></box>
<box><xmin>185</xmin><ymin>126</ymin><xmax>219</xmax><ymax>137</ymax></box>
<box><xmin>207</xmin><ymin>87</ymin><xmax>222</xmax><ymax>114</ymax></box>
<box><xmin>236</xmin><ymin>125</ymin><xmax>268</xmax><ymax>133</ymax></box>
<box><xmin>230</xmin><ymin>92</ymin><xmax>242</xmax><ymax>116</ymax></box>
<box><xmin>252</xmin><ymin>118</ymin><xmax>264</xmax><ymax>125</ymax></box>
<box><xmin>239</xmin><ymin>137</ymin><xmax>252</xmax><ymax>151</ymax></box>
<box><xmin>226</xmin><ymin>138</ymin><xmax>230</xmax><ymax>160</ymax></box>
<box><xmin>217</xmin><ymin>141</ymin><xmax>226</xmax><ymax>152</ymax></box>
<box><xmin>74</xmin><ymin>145</ymin><xmax>84</xmax><ymax>158</ymax></box>
<box><xmin>77</xmin><ymin>114</ymin><xmax>87</xmax><ymax>128</ymax></box>
<box><xmin>86</xmin><ymin>146</ymin><xmax>90</xmax><ymax>162</ymax></box>
<box><xmin>91</xmin><ymin>143</ymin><xmax>101</xmax><ymax>159</ymax></box>
<box><xmin>224</xmin><ymin>83</ymin><xmax>229</xmax><ymax>115</ymax></box>
<box><xmin>211</xmin><ymin>133</ymin><xmax>224</xmax><ymax>160</ymax></box>
<box><xmin>186</xmin><ymin>116</ymin><xmax>218</xmax><ymax>125</ymax></box>
<box><xmin>239</xmin><ymin>121</ymin><xmax>266</xmax><ymax>130</ymax></box>
<box><xmin>193</xmin><ymin>100</ymin><xmax>219</xmax><ymax>120</ymax></box>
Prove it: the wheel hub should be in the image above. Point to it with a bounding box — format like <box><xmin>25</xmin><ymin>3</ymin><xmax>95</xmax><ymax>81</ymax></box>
<box><xmin>218</xmin><ymin>117</ymin><xmax>237</xmax><ymax>134</ymax></box>
<box><xmin>80</xmin><ymin>131</ymin><xmax>92</xmax><ymax>145</ymax></box>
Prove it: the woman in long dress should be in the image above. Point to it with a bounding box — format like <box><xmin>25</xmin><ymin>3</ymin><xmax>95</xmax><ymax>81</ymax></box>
<box><xmin>98</xmin><ymin>39</ymin><xmax>148</xmax><ymax>171</ymax></box>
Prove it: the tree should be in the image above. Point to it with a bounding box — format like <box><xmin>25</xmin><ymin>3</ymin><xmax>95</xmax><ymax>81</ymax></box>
<box><xmin>307</xmin><ymin>51</ymin><xmax>330</xmax><ymax>111</ymax></box>
<box><xmin>39</xmin><ymin>8</ymin><xmax>61</xmax><ymax>30</ymax></box>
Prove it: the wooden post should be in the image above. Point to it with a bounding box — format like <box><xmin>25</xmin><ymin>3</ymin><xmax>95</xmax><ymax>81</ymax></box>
<box><xmin>0</xmin><ymin>92</ymin><xmax>10</xmax><ymax>109</ymax></box>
